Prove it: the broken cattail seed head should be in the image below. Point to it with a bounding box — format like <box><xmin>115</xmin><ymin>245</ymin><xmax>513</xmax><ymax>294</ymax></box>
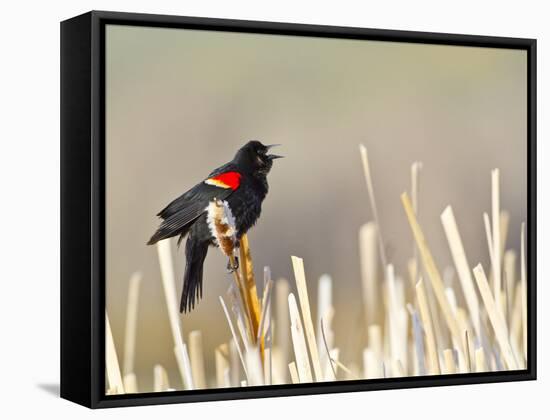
<box><xmin>207</xmin><ymin>198</ymin><xmax>237</xmax><ymax>257</ymax></box>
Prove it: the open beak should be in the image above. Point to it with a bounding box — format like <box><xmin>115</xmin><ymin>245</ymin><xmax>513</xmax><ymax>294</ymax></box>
<box><xmin>266</xmin><ymin>144</ymin><xmax>284</xmax><ymax>160</ymax></box>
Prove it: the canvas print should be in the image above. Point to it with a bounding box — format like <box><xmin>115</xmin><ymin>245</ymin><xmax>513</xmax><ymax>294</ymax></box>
<box><xmin>104</xmin><ymin>24</ymin><xmax>528</xmax><ymax>394</ymax></box>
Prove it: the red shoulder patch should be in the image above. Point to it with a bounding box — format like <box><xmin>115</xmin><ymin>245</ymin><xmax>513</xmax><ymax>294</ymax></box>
<box><xmin>205</xmin><ymin>171</ymin><xmax>241</xmax><ymax>190</ymax></box>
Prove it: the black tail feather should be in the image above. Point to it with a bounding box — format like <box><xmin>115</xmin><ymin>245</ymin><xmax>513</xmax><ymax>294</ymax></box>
<box><xmin>180</xmin><ymin>236</ymin><xmax>209</xmax><ymax>313</ymax></box>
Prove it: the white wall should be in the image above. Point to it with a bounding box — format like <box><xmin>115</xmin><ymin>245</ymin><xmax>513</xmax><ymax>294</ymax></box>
<box><xmin>0</xmin><ymin>0</ymin><xmax>546</xmax><ymax>418</ymax></box>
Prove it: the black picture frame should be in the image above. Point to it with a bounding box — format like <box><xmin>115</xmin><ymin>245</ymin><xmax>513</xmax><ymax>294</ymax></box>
<box><xmin>60</xmin><ymin>10</ymin><xmax>537</xmax><ymax>409</ymax></box>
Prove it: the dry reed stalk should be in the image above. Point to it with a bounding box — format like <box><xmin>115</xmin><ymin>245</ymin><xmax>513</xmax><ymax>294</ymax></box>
<box><xmin>463</xmin><ymin>330</ymin><xmax>472</xmax><ymax>373</ymax></box>
<box><xmin>245</xmin><ymin>348</ymin><xmax>265</xmax><ymax>386</ymax></box>
<box><xmin>346</xmin><ymin>363</ymin><xmax>361</xmax><ymax>380</ymax></box>
<box><xmin>219</xmin><ymin>296</ymin><xmax>249</xmax><ymax>380</ymax></box>
<box><xmin>123</xmin><ymin>373</ymin><xmax>138</xmax><ymax>394</ymax></box>
<box><xmin>411</xmin><ymin>161</ymin><xmax>422</xmax><ymax>216</ymax></box>
<box><xmin>239</xmin><ymin>233</ymin><xmax>262</xmax><ymax>341</ymax></box>
<box><xmin>443</xmin><ymin>349</ymin><xmax>456</xmax><ymax>374</ymax></box>
<box><xmin>364</xmin><ymin>325</ymin><xmax>383</xmax><ymax>378</ymax></box>
<box><xmin>291</xmin><ymin>256</ymin><xmax>323</xmax><ymax>381</ymax></box>
<box><xmin>233</xmin><ymin>296</ymin><xmax>252</xmax><ymax>351</ymax></box>
<box><xmin>334</xmin><ymin>359</ymin><xmax>359</xmax><ymax>379</ymax></box>
<box><xmin>320</xmin><ymin>319</ymin><xmax>337</xmax><ymax>380</ymax></box>
<box><xmin>383</xmin><ymin>310</ymin><xmax>390</xmax><ymax>367</ymax></box>
<box><xmin>320</xmin><ymin>307</ymin><xmax>336</xmax><ymax>378</ymax></box>
<box><xmin>230</xmin><ymin>302</ymin><xmax>265</xmax><ymax>384</ymax></box>
<box><xmin>359</xmin><ymin>222</ymin><xmax>379</xmax><ymax>327</ymax></box>
<box><xmin>509</xmin><ymin>290</ymin><xmax>526</xmax><ymax>369</ymax></box>
<box><xmin>472</xmin><ymin>264</ymin><xmax>518</xmax><ymax>370</ymax></box>
<box><xmin>225</xmin><ymin>255</ymin><xmax>255</xmax><ymax>346</ymax></box>
<box><xmin>444</xmin><ymin>287</ymin><xmax>468</xmax><ymax>373</ymax></box>
<box><xmin>441</xmin><ymin>206</ymin><xmax>481</xmax><ymax>338</ymax></box>
<box><xmin>492</xmin><ymin>169</ymin><xmax>502</xmax><ymax>309</ymax></box>
<box><xmin>105</xmin><ymin>311</ymin><xmax>125</xmax><ymax>394</ymax></box>
<box><xmin>316</xmin><ymin>275</ymin><xmax>333</xmax><ymax>348</ymax></box>
<box><xmin>504</xmin><ymin>250</ymin><xmax>516</xmax><ymax>324</ymax></box>
<box><xmin>510</xmin><ymin>337</ymin><xmax>524</xmax><ymax>370</ymax></box>
<box><xmin>173</xmin><ymin>344</ymin><xmax>194</xmax><ymax>389</ymax></box>
<box><xmin>123</xmin><ymin>272</ymin><xmax>141</xmax><ymax>377</ymax></box>
<box><xmin>510</xmin><ymin>282</ymin><xmax>523</xmax><ymax>346</ymax></box>
<box><xmin>271</xmin><ymin>348</ymin><xmax>286</xmax><ymax>384</ymax></box>
<box><xmin>153</xmin><ymin>364</ymin><xmax>170</xmax><ymax>392</ymax></box>
<box><xmin>288</xmin><ymin>292</ymin><xmax>313</xmax><ymax>383</ymax></box>
<box><xmin>263</xmin><ymin>266</ymin><xmax>271</xmax><ymax>291</ymax></box>
<box><xmin>317</xmin><ymin>274</ymin><xmax>334</xmax><ymax>379</ymax></box>
<box><xmin>410</xmin><ymin>342</ymin><xmax>419</xmax><ymax>376</ymax></box>
<box><xmin>500</xmin><ymin>211</ymin><xmax>510</xmax><ymax>259</ymax></box>
<box><xmin>226</xmin><ymin>283</ymin><xmax>251</xmax><ymax>344</ymax></box>
<box><xmin>500</xmin><ymin>289</ymin><xmax>508</xmax><ymax>323</ymax></box>
<box><xmin>411</xmin><ymin>161</ymin><xmax>422</xmax><ymax>298</ymax></box>
<box><xmin>415</xmin><ymin>279</ymin><xmax>441</xmax><ymax>375</ymax></box>
<box><xmin>401</xmin><ymin>193</ymin><xmax>465</xmax><ymax>358</ymax></box>
<box><xmin>368</xmin><ymin>325</ymin><xmax>382</xmax><ymax>361</ymax></box>
<box><xmin>265</xmin><ymin>315</ymin><xmax>273</xmax><ymax>384</ymax></box>
<box><xmin>156</xmin><ymin>240</ymin><xmax>194</xmax><ymax>389</ymax></box>
<box><xmin>264</xmin><ymin>347</ymin><xmax>272</xmax><ymax>385</ymax></box>
<box><xmin>456</xmin><ymin>309</ymin><xmax>474</xmax><ymax>369</ymax></box>
<box><xmin>445</xmin><ymin>287</ymin><xmax>457</xmax><ymax>316</ymax></box>
<box><xmin>386</xmin><ymin>264</ymin><xmax>408</xmax><ymax>374</ymax></box>
<box><xmin>215</xmin><ymin>344</ymin><xmax>230</xmax><ymax>388</ymax></box>
<box><xmin>189</xmin><ymin>330</ymin><xmax>207</xmax><ymax>388</ymax></box>
<box><xmin>426</xmin><ymin>276</ymin><xmax>449</xmax><ymax>354</ymax></box>
<box><xmin>329</xmin><ymin>348</ymin><xmax>340</xmax><ymax>376</ymax></box>
<box><xmin>288</xmin><ymin>362</ymin><xmax>299</xmax><ymax>383</ymax></box>
<box><xmin>483</xmin><ymin>213</ymin><xmax>495</xmax><ymax>273</ymax></box>
<box><xmin>475</xmin><ymin>348</ymin><xmax>487</xmax><ymax>372</ymax></box>
<box><xmin>359</xmin><ymin>144</ymin><xmax>388</xmax><ymax>270</ymax></box>
<box><xmin>407</xmin><ymin>303</ymin><xmax>426</xmax><ymax>376</ymax></box>
<box><xmin>363</xmin><ymin>348</ymin><xmax>381</xmax><ymax>379</ymax></box>
<box><xmin>229</xmin><ymin>340</ymin><xmax>240</xmax><ymax>387</ymax></box>
<box><xmin>257</xmin><ymin>279</ymin><xmax>273</xmax><ymax>342</ymax></box>
<box><xmin>520</xmin><ymin>223</ymin><xmax>527</xmax><ymax>362</ymax></box>
<box><xmin>407</xmin><ymin>258</ymin><xmax>418</xmax><ymax>300</ymax></box>
<box><xmin>260</xmin><ymin>275</ymin><xmax>274</xmax><ymax>384</ymax></box>
<box><xmin>275</xmin><ymin>278</ymin><xmax>291</xmax><ymax>379</ymax></box>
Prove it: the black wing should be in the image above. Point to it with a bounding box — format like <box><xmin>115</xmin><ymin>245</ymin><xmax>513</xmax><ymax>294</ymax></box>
<box><xmin>147</xmin><ymin>165</ymin><xmax>239</xmax><ymax>245</ymax></box>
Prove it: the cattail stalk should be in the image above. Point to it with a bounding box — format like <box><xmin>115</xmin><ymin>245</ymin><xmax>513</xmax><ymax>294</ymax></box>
<box><xmin>157</xmin><ymin>240</ymin><xmax>194</xmax><ymax>389</ymax></box>
<box><xmin>292</xmin><ymin>256</ymin><xmax>323</xmax><ymax>381</ymax></box>
<box><xmin>441</xmin><ymin>206</ymin><xmax>480</xmax><ymax>338</ymax></box>
<box><xmin>288</xmin><ymin>293</ymin><xmax>313</xmax><ymax>383</ymax></box>
<box><xmin>123</xmin><ymin>272</ymin><xmax>141</xmax><ymax>377</ymax></box>
<box><xmin>401</xmin><ymin>193</ymin><xmax>465</xmax><ymax>358</ymax></box>
<box><xmin>472</xmin><ymin>264</ymin><xmax>518</xmax><ymax>370</ymax></box>
<box><xmin>105</xmin><ymin>311</ymin><xmax>125</xmax><ymax>394</ymax></box>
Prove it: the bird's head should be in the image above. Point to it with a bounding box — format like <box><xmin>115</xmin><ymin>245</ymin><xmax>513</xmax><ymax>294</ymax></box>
<box><xmin>235</xmin><ymin>140</ymin><xmax>283</xmax><ymax>175</ymax></box>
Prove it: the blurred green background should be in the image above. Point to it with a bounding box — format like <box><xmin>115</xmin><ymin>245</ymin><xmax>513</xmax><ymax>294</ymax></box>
<box><xmin>105</xmin><ymin>24</ymin><xmax>526</xmax><ymax>391</ymax></box>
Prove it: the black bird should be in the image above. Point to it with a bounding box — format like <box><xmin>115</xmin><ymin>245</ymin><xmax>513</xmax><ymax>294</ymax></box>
<box><xmin>147</xmin><ymin>141</ymin><xmax>282</xmax><ymax>313</ymax></box>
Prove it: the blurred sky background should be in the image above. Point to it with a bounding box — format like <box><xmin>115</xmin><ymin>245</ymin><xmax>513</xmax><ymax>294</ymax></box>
<box><xmin>105</xmin><ymin>24</ymin><xmax>526</xmax><ymax>391</ymax></box>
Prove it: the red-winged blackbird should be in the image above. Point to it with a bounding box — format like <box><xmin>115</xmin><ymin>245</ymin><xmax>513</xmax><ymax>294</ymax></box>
<box><xmin>147</xmin><ymin>141</ymin><xmax>282</xmax><ymax>313</ymax></box>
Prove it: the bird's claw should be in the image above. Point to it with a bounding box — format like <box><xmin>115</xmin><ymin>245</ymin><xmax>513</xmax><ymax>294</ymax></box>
<box><xmin>226</xmin><ymin>257</ymin><xmax>239</xmax><ymax>273</ymax></box>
